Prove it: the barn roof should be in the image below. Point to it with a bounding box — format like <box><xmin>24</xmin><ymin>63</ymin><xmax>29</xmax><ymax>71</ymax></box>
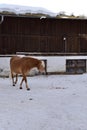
<box><xmin>0</xmin><ymin>4</ymin><xmax>87</xmax><ymax>20</ymax></box>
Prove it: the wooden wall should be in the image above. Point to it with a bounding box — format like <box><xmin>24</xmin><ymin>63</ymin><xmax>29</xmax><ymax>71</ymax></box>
<box><xmin>0</xmin><ymin>16</ymin><xmax>87</xmax><ymax>55</ymax></box>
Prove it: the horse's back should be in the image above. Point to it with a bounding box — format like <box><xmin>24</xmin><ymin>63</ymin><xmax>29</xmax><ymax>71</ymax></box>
<box><xmin>10</xmin><ymin>56</ymin><xmax>22</xmax><ymax>73</ymax></box>
<box><xmin>10</xmin><ymin>56</ymin><xmax>21</xmax><ymax>63</ymax></box>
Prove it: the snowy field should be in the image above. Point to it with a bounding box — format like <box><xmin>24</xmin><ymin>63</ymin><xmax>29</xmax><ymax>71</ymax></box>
<box><xmin>0</xmin><ymin>74</ymin><xmax>87</xmax><ymax>130</ymax></box>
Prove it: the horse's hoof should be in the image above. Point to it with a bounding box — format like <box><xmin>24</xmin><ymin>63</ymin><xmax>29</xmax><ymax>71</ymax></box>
<box><xmin>27</xmin><ymin>88</ymin><xmax>30</xmax><ymax>91</ymax></box>
<box><xmin>20</xmin><ymin>87</ymin><xmax>22</xmax><ymax>89</ymax></box>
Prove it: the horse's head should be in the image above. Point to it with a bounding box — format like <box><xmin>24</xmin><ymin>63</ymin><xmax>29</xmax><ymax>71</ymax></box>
<box><xmin>37</xmin><ymin>60</ymin><xmax>45</xmax><ymax>74</ymax></box>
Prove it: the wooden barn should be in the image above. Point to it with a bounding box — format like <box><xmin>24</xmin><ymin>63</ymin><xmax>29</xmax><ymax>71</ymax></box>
<box><xmin>0</xmin><ymin>6</ymin><xmax>87</xmax><ymax>75</ymax></box>
<box><xmin>0</xmin><ymin>13</ymin><xmax>87</xmax><ymax>55</ymax></box>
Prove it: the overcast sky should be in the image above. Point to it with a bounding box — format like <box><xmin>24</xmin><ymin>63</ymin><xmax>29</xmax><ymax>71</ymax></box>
<box><xmin>0</xmin><ymin>0</ymin><xmax>87</xmax><ymax>16</ymax></box>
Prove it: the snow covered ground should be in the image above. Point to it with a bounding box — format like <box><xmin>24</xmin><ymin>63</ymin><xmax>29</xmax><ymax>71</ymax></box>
<box><xmin>0</xmin><ymin>74</ymin><xmax>87</xmax><ymax>130</ymax></box>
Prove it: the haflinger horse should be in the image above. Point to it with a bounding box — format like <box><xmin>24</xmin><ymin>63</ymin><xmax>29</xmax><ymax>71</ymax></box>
<box><xmin>10</xmin><ymin>56</ymin><xmax>45</xmax><ymax>90</ymax></box>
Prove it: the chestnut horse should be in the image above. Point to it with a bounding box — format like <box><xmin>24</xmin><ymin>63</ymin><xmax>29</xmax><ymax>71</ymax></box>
<box><xmin>10</xmin><ymin>56</ymin><xmax>45</xmax><ymax>90</ymax></box>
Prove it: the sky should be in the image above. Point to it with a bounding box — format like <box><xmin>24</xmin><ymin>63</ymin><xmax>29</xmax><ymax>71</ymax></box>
<box><xmin>0</xmin><ymin>0</ymin><xmax>87</xmax><ymax>16</ymax></box>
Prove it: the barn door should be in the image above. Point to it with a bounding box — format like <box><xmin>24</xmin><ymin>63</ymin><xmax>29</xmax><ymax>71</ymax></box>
<box><xmin>63</xmin><ymin>35</ymin><xmax>80</xmax><ymax>53</ymax></box>
<box><xmin>79</xmin><ymin>34</ymin><xmax>87</xmax><ymax>52</ymax></box>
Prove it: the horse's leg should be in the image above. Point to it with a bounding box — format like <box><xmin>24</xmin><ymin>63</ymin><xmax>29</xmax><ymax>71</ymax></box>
<box><xmin>24</xmin><ymin>76</ymin><xmax>30</xmax><ymax>90</ymax></box>
<box><xmin>14</xmin><ymin>74</ymin><xmax>18</xmax><ymax>85</ymax></box>
<box><xmin>20</xmin><ymin>75</ymin><xmax>30</xmax><ymax>90</ymax></box>
<box><xmin>20</xmin><ymin>76</ymin><xmax>24</xmax><ymax>89</ymax></box>
<box><xmin>11</xmin><ymin>73</ymin><xmax>15</xmax><ymax>86</ymax></box>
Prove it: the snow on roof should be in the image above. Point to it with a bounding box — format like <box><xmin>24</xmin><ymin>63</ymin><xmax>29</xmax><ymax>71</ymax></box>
<box><xmin>0</xmin><ymin>4</ymin><xmax>86</xmax><ymax>19</ymax></box>
<box><xmin>0</xmin><ymin>4</ymin><xmax>57</xmax><ymax>17</ymax></box>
